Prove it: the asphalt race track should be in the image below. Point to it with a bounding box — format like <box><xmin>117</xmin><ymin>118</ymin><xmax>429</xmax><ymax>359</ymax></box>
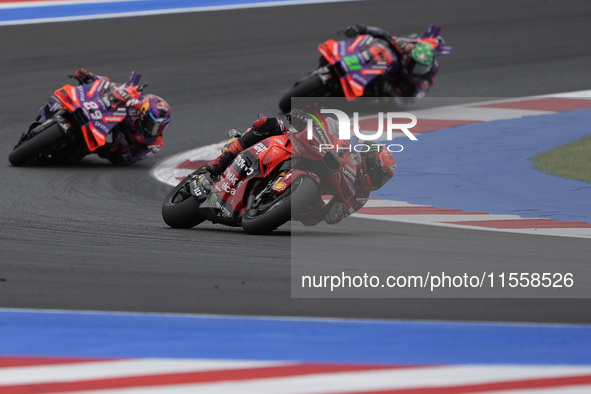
<box><xmin>1</xmin><ymin>0</ymin><xmax>590</xmax><ymax>323</ymax></box>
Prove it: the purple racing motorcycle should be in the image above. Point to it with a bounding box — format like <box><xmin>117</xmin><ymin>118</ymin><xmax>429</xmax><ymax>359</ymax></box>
<box><xmin>279</xmin><ymin>25</ymin><xmax>452</xmax><ymax>113</ymax></box>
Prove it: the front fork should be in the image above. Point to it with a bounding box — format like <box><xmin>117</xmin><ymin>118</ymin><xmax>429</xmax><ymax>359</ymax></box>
<box><xmin>17</xmin><ymin>110</ymin><xmax>69</xmax><ymax>147</ymax></box>
<box><xmin>310</xmin><ymin>65</ymin><xmax>333</xmax><ymax>86</ymax></box>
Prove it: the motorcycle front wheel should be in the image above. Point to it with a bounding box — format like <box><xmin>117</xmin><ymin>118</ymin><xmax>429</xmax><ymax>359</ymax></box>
<box><xmin>9</xmin><ymin>122</ymin><xmax>66</xmax><ymax>166</ymax></box>
<box><xmin>161</xmin><ymin>176</ymin><xmax>205</xmax><ymax>229</ymax></box>
<box><xmin>242</xmin><ymin>175</ymin><xmax>319</xmax><ymax>235</ymax></box>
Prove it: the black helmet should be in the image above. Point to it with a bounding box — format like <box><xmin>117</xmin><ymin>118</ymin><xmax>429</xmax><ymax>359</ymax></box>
<box><xmin>359</xmin><ymin>146</ymin><xmax>397</xmax><ymax>191</ymax></box>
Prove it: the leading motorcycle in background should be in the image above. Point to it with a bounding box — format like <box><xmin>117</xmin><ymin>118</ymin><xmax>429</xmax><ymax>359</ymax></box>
<box><xmin>279</xmin><ymin>25</ymin><xmax>452</xmax><ymax>113</ymax></box>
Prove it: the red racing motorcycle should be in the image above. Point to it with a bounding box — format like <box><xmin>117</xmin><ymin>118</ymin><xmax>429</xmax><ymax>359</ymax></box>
<box><xmin>161</xmin><ymin>118</ymin><xmax>361</xmax><ymax>234</ymax></box>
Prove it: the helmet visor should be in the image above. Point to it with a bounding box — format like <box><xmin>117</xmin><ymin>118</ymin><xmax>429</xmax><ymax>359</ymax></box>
<box><xmin>143</xmin><ymin>112</ymin><xmax>169</xmax><ymax>137</ymax></box>
<box><xmin>409</xmin><ymin>62</ymin><xmax>432</xmax><ymax>76</ymax></box>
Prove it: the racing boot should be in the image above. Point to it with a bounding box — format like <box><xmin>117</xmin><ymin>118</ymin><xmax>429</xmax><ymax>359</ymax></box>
<box><xmin>203</xmin><ymin>116</ymin><xmax>286</xmax><ymax>178</ymax></box>
<box><xmin>204</xmin><ymin>137</ymin><xmax>245</xmax><ymax>177</ymax></box>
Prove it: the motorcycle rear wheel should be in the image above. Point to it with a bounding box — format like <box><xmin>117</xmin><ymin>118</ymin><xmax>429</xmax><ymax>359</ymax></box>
<box><xmin>278</xmin><ymin>74</ymin><xmax>327</xmax><ymax>113</ymax></box>
<box><xmin>8</xmin><ymin>122</ymin><xmax>65</xmax><ymax>166</ymax></box>
<box><xmin>161</xmin><ymin>176</ymin><xmax>204</xmax><ymax>228</ymax></box>
<box><xmin>242</xmin><ymin>175</ymin><xmax>319</xmax><ymax>235</ymax></box>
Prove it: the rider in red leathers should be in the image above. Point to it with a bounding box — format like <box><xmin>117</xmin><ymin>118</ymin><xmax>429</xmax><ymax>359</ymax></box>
<box><xmin>200</xmin><ymin>110</ymin><xmax>397</xmax><ymax>225</ymax></box>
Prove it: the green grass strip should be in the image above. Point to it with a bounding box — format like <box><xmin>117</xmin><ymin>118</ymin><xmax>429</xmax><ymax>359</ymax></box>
<box><xmin>533</xmin><ymin>135</ymin><xmax>591</xmax><ymax>183</ymax></box>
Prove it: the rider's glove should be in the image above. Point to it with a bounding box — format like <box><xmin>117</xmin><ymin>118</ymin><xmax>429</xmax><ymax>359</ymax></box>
<box><xmin>252</xmin><ymin>115</ymin><xmax>286</xmax><ymax>137</ymax></box>
<box><xmin>112</xmin><ymin>133</ymin><xmax>130</xmax><ymax>153</ymax></box>
<box><xmin>344</xmin><ymin>24</ymin><xmax>367</xmax><ymax>38</ymax></box>
<box><xmin>72</xmin><ymin>68</ymin><xmax>96</xmax><ymax>84</ymax></box>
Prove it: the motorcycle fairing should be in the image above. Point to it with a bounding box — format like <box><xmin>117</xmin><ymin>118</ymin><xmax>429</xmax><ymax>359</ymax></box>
<box><xmin>318</xmin><ymin>34</ymin><xmax>397</xmax><ymax>100</ymax></box>
<box><xmin>53</xmin><ymin>77</ymin><xmax>141</xmax><ymax>151</ymax></box>
<box><xmin>54</xmin><ymin>84</ymin><xmax>103</xmax><ymax>150</ymax></box>
<box><xmin>256</xmin><ymin>134</ymin><xmax>291</xmax><ymax>177</ymax></box>
<box><xmin>203</xmin><ymin>135</ymin><xmax>294</xmax><ymax>225</ymax></box>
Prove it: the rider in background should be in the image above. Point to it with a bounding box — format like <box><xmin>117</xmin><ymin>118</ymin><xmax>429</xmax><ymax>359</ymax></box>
<box><xmin>70</xmin><ymin>68</ymin><xmax>171</xmax><ymax>165</ymax></box>
<box><xmin>344</xmin><ymin>24</ymin><xmax>441</xmax><ymax>106</ymax></box>
<box><xmin>200</xmin><ymin>110</ymin><xmax>397</xmax><ymax>226</ymax></box>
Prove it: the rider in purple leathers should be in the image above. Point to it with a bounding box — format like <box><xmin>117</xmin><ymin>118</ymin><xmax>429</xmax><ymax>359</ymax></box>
<box><xmin>68</xmin><ymin>68</ymin><xmax>171</xmax><ymax>165</ymax></box>
<box><xmin>344</xmin><ymin>24</ymin><xmax>441</xmax><ymax>106</ymax></box>
<box><xmin>200</xmin><ymin>110</ymin><xmax>397</xmax><ymax>226</ymax></box>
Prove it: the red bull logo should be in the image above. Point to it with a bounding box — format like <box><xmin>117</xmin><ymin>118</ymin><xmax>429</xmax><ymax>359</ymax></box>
<box><xmin>156</xmin><ymin>101</ymin><xmax>168</xmax><ymax>112</ymax></box>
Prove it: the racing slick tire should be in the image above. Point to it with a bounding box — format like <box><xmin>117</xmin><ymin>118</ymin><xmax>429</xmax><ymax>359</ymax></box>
<box><xmin>162</xmin><ymin>176</ymin><xmax>205</xmax><ymax>229</ymax></box>
<box><xmin>9</xmin><ymin>122</ymin><xmax>66</xmax><ymax>166</ymax></box>
<box><xmin>279</xmin><ymin>74</ymin><xmax>327</xmax><ymax>113</ymax></box>
<box><xmin>242</xmin><ymin>175</ymin><xmax>319</xmax><ymax>235</ymax></box>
